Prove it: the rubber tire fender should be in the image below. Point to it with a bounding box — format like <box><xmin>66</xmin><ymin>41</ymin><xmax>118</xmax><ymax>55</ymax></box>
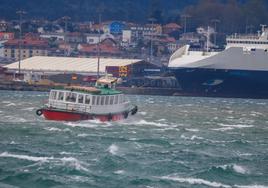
<box><xmin>36</xmin><ymin>109</ymin><xmax>43</xmax><ymax>116</ymax></box>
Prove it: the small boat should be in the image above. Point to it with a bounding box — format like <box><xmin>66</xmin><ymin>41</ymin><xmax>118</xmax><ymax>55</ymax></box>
<box><xmin>36</xmin><ymin>76</ymin><xmax>138</xmax><ymax>121</ymax></box>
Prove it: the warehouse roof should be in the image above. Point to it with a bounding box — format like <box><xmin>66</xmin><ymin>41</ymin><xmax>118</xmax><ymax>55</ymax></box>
<box><xmin>4</xmin><ymin>56</ymin><xmax>142</xmax><ymax>74</ymax></box>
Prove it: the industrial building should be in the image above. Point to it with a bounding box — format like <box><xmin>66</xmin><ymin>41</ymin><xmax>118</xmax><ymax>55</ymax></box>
<box><xmin>4</xmin><ymin>56</ymin><xmax>161</xmax><ymax>84</ymax></box>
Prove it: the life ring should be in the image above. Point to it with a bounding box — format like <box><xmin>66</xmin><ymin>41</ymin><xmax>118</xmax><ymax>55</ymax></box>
<box><xmin>36</xmin><ymin>109</ymin><xmax>43</xmax><ymax>116</ymax></box>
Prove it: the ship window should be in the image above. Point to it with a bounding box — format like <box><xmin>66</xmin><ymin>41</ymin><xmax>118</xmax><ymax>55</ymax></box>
<box><xmin>85</xmin><ymin>95</ymin><xmax>90</xmax><ymax>104</ymax></box>
<box><xmin>100</xmin><ymin>96</ymin><xmax>105</xmax><ymax>105</ymax></box>
<box><xmin>57</xmin><ymin>92</ymin><xmax>64</xmax><ymax>101</ymax></box>
<box><xmin>115</xmin><ymin>95</ymin><xmax>118</xmax><ymax>104</ymax></box>
<box><xmin>66</xmin><ymin>92</ymin><xmax>77</xmax><ymax>103</ymax></box>
<box><xmin>50</xmin><ymin>91</ymin><xmax>57</xmax><ymax>100</ymax></box>
<box><xmin>105</xmin><ymin>96</ymin><xmax>109</xmax><ymax>105</ymax></box>
<box><xmin>92</xmin><ymin>96</ymin><xmax>96</xmax><ymax>105</ymax></box>
<box><xmin>265</xmin><ymin>49</ymin><xmax>268</xmax><ymax>52</ymax></box>
<box><xmin>78</xmin><ymin>94</ymin><xmax>84</xmax><ymax>103</ymax></box>
<box><xmin>110</xmin><ymin>96</ymin><xmax>114</xmax><ymax>105</ymax></box>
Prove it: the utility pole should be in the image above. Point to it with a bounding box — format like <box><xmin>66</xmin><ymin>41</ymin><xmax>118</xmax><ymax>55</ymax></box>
<box><xmin>16</xmin><ymin>10</ymin><xmax>26</xmax><ymax>76</ymax></box>
<box><xmin>211</xmin><ymin>19</ymin><xmax>220</xmax><ymax>46</ymax></box>
<box><xmin>181</xmin><ymin>14</ymin><xmax>191</xmax><ymax>34</ymax></box>
<box><xmin>148</xmin><ymin>18</ymin><xmax>156</xmax><ymax>64</ymax></box>
<box><xmin>62</xmin><ymin>16</ymin><xmax>70</xmax><ymax>56</ymax></box>
<box><xmin>97</xmin><ymin>13</ymin><xmax>102</xmax><ymax>79</ymax></box>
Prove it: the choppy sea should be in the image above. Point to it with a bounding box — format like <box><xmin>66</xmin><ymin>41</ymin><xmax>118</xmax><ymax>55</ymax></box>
<box><xmin>0</xmin><ymin>90</ymin><xmax>267</xmax><ymax>188</ymax></box>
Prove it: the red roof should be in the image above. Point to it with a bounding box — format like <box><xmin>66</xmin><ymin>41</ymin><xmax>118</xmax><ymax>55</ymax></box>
<box><xmin>163</xmin><ymin>23</ymin><xmax>182</xmax><ymax>29</ymax></box>
<box><xmin>5</xmin><ymin>38</ymin><xmax>48</xmax><ymax>48</ymax></box>
<box><xmin>79</xmin><ymin>43</ymin><xmax>120</xmax><ymax>54</ymax></box>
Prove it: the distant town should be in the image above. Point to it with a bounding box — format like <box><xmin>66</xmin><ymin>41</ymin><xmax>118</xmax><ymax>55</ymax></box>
<box><xmin>0</xmin><ymin>0</ymin><xmax>268</xmax><ymax>97</ymax></box>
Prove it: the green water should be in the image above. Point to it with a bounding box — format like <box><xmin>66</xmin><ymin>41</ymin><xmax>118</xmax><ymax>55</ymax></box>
<box><xmin>0</xmin><ymin>91</ymin><xmax>267</xmax><ymax>188</ymax></box>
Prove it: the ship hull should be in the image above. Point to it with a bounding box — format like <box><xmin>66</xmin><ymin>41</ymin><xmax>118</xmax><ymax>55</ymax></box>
<box><xmin>40</xmin><ymin>108</ymin><xmax>130</xmax><ymax>122</ymax></box>
<box><xmin>171</xmin><ymin>68</ymin><xmax>268</xmax><ymax>98</ymax></box>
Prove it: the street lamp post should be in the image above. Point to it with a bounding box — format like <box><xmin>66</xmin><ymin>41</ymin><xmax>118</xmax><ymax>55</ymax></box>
<box><xmin>97</xmin><ymin>13</ymin><xmax>102</xmax><ymax>79</ymax></box>
<box><xmin>16</xmin><ymin>10</ymin><xmax>26</xmax><ymax>76</ymax></box>
<box><xmin>62</xmin><ymin>16</ymin><xmax>70</xmax><ymax>56</ymax></box>
<box><xmin>148</xmin><ymin>18</ymin><xmax>156</xmax><ymax>64</ymax></box>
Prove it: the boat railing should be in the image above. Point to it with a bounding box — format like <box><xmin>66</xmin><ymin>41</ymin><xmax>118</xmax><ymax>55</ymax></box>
<box><xmin>48</xmin><ymin>100</ymin><xmax>90</xmax><ymax>113</ymax></box>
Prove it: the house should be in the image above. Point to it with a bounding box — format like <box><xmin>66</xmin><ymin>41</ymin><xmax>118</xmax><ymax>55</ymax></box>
<box><xmin>4</xmin><ymin>35</ymin><xmax>49</xmax><ymax>61</ymax></box>
<box><xmin>78</xmin><ymin>38</ymin><xmax>121</xmax><ymax>57</ymax></box>
<box><xmin>162</xmin><ymin>23</ymin><xmax>182</xmax><ymax>35</ymax></box>
<box><xmin>0</xmin><ymin>32</ymin><xmax>14</xmax><ymax>41</ymax></box>
<box><xmin>130</xmin><ymin>24</ymin><xmax>162</xmax><ymax>40</ymax></box>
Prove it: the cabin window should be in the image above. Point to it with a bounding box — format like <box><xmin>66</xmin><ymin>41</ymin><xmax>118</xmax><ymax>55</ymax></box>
<box><xmin>110</xmin><ymin>96</ymin><xmax>114</xmax><ymax>105</ymax></box>
<box><xmin>78</xmin><ymin>94</ymin><xmax>84</xmax><ymax>104</ymax></box>
<box><xmin>57</xmin><ymin>92</ymin><xmax>64</xmax><ymax>101</ymax></box>
<box><xmin>66</xmin><ymin>92</ymin><xmax>77</xmax><ymax>103</ymax></box>
<box><xmin>50</xmin><ymin>91</ymin><xmax>57</xmax><ymax>100</ymax></box>
<box><xmin>85</xmin><ymin>95</ymin><xmax>91</xmax><ymax>104</ymax></box>
<box><xmin>105</xmin><ymin>96</ymin><xmax>109</xmax><ymax>105</ymax></box>
<box><xmin>96</xmin><ymin>96</ymin><xmax>100</xmax><ymax>105</ymax></box>
<box><xmin>115</xmin><ymin>95</ymin><xmax>118</xmax><ymax>104</ymax></box>
<box><xmin>92</xmin><ymin>96</ymin><xmax>96</xmax><ymax>105</ymax></box>
<box><xmin>100</xmin><ymin>96</ymin><xmax>105</xmax><ymax>105</ymax></box>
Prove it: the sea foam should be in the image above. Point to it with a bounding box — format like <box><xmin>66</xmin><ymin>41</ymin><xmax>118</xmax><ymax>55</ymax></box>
<box><xmin>160</xmin><ymin>176</ymin><xmax>231</xmax><ymax>188</ymax></box>
<box><xmin>108</xmin><ymin>144</ymin><xmax>119</xmax><ymax>155</ymax></box>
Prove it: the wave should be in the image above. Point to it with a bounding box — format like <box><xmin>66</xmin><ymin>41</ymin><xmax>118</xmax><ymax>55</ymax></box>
<box><xmin>107</xmin><ymin>144</ymin><xmax>119</xmax><ymax>155</ymax></box>
<box><xmin>217</xmin><ymin>164</ymin><xmax>249</xmax><ymax>175</ymax></box>
<box><xmin>114</xmin><ymin>170</ymin><xmax>125</xmax><ymax>175</ymax></box>
<box><xmin>235</xmin><ymin>185</ymin><xmax>268</xmax><ymax>188</ymax></box>
<box><xmin>0</xmin><ymin>152</ymin><xmax>89</xmax><ymax>172</ymax></box>
<box><xmin>159</xmin><ymin>175</ymin><xmax>231</xmax><ymax>188</ymax></box>
<box><xmin>0</xmin><ymin>152</ymin><xmax>53</xmax><ymax>162</ymax></box>
<box><xmin>185</xmin><ymin>128</ymin><xmax>200</xmax><ymax>132</ymax></box>
<box><xmin>217</xmin><ymin>123</ymin><xmax>254</xmax><ymax>129</ymax></box>
<box><xmin>60</xmin><ymin>157</ymin><xmax>89</xmax><ymax>172</ymax></box>
<box><xmin>180</xmin><ymin>134</ymin><xmax>204</xmax><ymax>141</ymax></box>
<box><xmin>135</xmin><ymin>119</ymin><xmax>175</xmax><ymax>127</ymax></box>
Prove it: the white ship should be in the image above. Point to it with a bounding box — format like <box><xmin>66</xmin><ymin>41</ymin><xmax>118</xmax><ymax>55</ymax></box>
<box><xmin>168</xmin><ymin>25</ymin><xmax>268</xmax><ymax>98</ymax></box>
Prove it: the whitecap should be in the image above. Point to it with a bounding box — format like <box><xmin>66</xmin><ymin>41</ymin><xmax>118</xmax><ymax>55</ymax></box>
<box><xmin>135</xmin><ymin>119</ymin><xmax>172</xmax><ymax>127</ymax></box>
<box><xmin>217</xmin><ymin>164</ymin><xmax>249</xmax><ymax>175</ymax></box>
<box><xmin>77</xmin><ymin>133</ymin><xmax>90</xmax><ymax>137</ymax></box>
<box><xmin>212</xmin><ymin>127</ymin><xmax>234</xmax><ymax>131</ymax></box>
<box><xmin>235</xmin><ymin>185</ymin><xmax>268</xmax><ymax>188</ymax></box>
<box><xmin>233</xmin><ymin>164</ymin><xmax>249</xmax><ymax>174</ymax></box>
<box><xmin>64</xmin><ymin>122</ymin><xmax>99</xmax><ymax>128</ymax></box>
<box><xmin>44</xmin><ymin>127</ymin><xmax>62</xmax><ymax>132</ymax></box>
<box><xmin>60</xmin><ymin>157</ymin><xmax>89</xmax><ymax>172</ymax></box>
<box><xmin>185</xmin><ymin>128</ymin><xmax>199</xmax><ymax>132</ymax></box>
<box><xmin>114</xmin><ymin>170</ymin><xmax>125</xmax><ymax>175</ymax></box>
<box><xmin>108</xmin><ymin>144</ymin><xmax>119</xmax><ymax>155</ymax></box>
<box><xmin>0</xmin><ymin>152</ymin><xmax>53</xmax><ymax>162</ymax></box>
<box><xmin>218</xmin><ymin>123</ymin><xmax>254</xmax><ymax>129</ymax></box>
<box><xmin>139</xmin><ymin>111</ymin><xmax>147</xmax><ymax>116</ymax></box>
<box><xmin>21</xmin><ymin>107</ymin><xmax>35</xmax><ymax>111</ymax></box>
<box><xmin>5</xmin><ymin>103</ymin><xmax>16</xmax><ymax>107</ymax></box>
<box><xmin>160</xmin><ymin>176</ymin><xmax>231</xmax><ymax>188</ymax></box>
<box><xmin>180</xmin><ymin>134</ymin><xmax>204</xmax><ymax>140</ymax></box>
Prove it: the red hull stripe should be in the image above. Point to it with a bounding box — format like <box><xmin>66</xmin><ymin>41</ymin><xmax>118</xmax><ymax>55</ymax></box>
<box><xmin>42</xmin><ymin>109</ymin><xmax>126</xmax><ymax>122</ymax></box>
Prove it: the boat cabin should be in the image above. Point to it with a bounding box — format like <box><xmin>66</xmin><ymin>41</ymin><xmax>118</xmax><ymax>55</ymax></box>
<box><xmin>47</xmin><ymin>87</ymin><xmax>129</xmax><ymax>114</ymax></box>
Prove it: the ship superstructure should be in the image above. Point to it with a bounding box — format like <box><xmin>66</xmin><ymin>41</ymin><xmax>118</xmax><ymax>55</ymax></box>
<box><xmin>168</xmin><ymin>26</ymin><xmax>268</xmax><ymax>97</ymax></box>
